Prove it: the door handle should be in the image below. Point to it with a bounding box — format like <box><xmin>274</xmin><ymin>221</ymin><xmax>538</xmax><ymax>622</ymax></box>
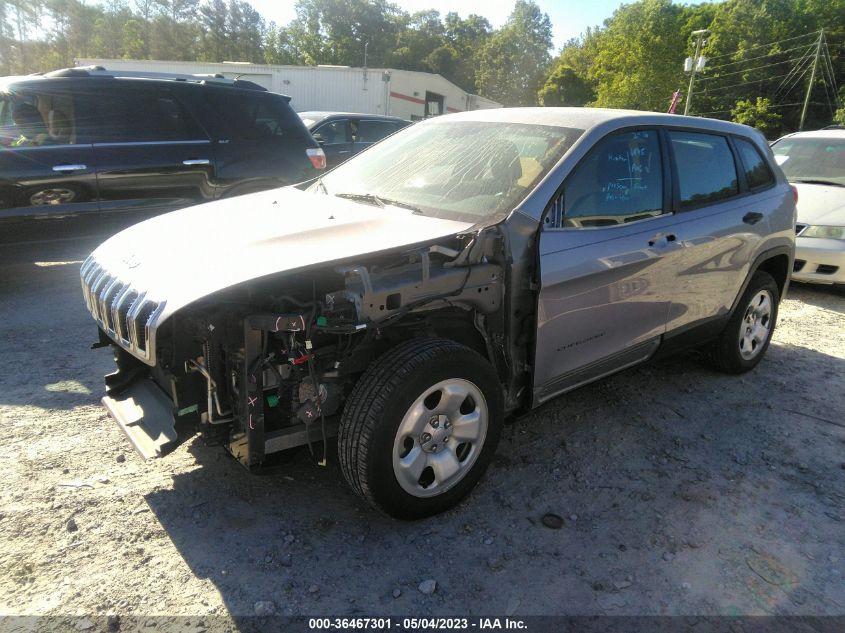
<box><xmin>52</xmin><ymin>164</ymin><xmax>87</xmax><ymax>172</ymax></box>
<box><xmin>743</xmin><ymin>211</ymin><xmax>764</xmax><ymax>225</ymax></box>
<box><xmin>648</xmin><ymin>233</ymin><xmax>677</xmax><ymax>247</ymax></box>
<box><xmin>182</xmin><ymin>159</ymin><xmax>211</xmax><ymax>166</ymax></box>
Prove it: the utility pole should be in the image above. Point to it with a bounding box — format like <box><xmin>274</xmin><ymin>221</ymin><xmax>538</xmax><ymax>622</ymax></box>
<box><xmin>799</xmin><ymin>29</ymin><xmax>823</xmax><ymax>131</ymax></box>
<box><xmin>684</xmin><ymin>29</ymin><xmax>709</xmax><ymax>116</ymax></box>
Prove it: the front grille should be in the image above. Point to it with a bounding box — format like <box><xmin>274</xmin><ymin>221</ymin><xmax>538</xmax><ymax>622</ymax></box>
<box><xmin>793</xmin><ymin>259</ymin><xmax>806</xmax><ymax>272</ymax></box>
<box><xmin>80</xmin><ymin>256</ymin><xmax>163</xmax><ymax>363</ymax></box>
<box><xmin>816</xmin><ymin>264</ymin><xmax>839</xmax><ymax>275</ymax></box>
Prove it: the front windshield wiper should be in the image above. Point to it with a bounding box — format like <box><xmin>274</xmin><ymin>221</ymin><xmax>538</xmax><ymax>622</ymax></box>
<box><xmin>334</xmin><ymin>192</ymin><xmax>422</xmax><ymax>214</ymax></box>
<box><xmin>791</xmin><ymin>178</ymin><xmax>845</xmax><ymax>188</ymax></box>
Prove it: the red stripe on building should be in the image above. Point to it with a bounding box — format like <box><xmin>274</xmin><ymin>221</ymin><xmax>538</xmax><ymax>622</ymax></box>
<box><xmin>390</xmin><ymin>91</ymin><xmax>426</xmax><ymax>105</ymax></box>
<box><xmin>447</xmin><ymin>106</ymin><xmax>462</xmax><ymax>113</ymax></box>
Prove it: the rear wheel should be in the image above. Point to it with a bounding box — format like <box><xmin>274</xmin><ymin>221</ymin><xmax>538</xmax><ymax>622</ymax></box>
<box><xmin>338</xmin><ymin>338</ymin><xmax>503</xmax><ymax>519</ymax></box>
<box><xmin>708</xmin><ymin>271</ymin><xmax>779</xmax><ymax>374</ymax></box>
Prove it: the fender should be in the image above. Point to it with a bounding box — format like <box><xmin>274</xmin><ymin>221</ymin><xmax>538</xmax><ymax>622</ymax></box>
<box><xmin>728</xmin><ymin>244</ymin><xmax>794</xmax><ymax>315</ymax></box>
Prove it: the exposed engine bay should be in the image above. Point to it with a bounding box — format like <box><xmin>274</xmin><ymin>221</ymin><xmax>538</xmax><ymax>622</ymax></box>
<box><xmin>94</xmin><ymin>221</ymin><xmax>533</xmax><ymax>467</ymax></box>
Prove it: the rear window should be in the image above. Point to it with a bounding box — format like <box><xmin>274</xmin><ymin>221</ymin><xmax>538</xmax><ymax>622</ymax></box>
<box><xmin>670</xmin><ymin>131</ymin><xmax>738</xmax><ymax>208</ymax></box>
<box><xmin>735</xmin><ymin>137</ymin><xmax>775</xmax><ymax>189</ymax></box>
<box><xmin>355</xmin><ymin>119</ymin><xmax>401</xmax><ymax>143</ymax></box>
<box><xmin>201</xmin><ymin>90</ymin><xmax>311</xmax><ymax>143</ymax></box>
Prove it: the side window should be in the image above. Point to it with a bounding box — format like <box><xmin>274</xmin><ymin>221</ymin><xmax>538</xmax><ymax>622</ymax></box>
<box><xmin>356</xmin><ymin>120</ymin><xmax>398</xmax><ymax>143</ymax></box>
<box><xmin>312</xmin><ymin>119</ymin><xmax>349</xmax><ymax>145</ymax></box>
<box><xmin>734</xmin><ymin>137</ymin><xmax>775</xmax><ymax>190</ymax></box>
<box><xmin>669</xmin><ymin>131</ymin><xmax>738</xmax><ymax>208</ymax></box>
<box><xmin>83</xmin><ymin>88</ymin><xmax>204</xmax><ymax>143</ymax></box>
<box><xmin>202</xmin><ymin>91</ymin><xmax>309</xmax><ymax>142</ymax></box>
<box><xmin>557</xmin><ymin>129</ymin><xmax>664</xmax><ymax>228</ymax></box>
<box><xmin>0</xmin><ymin>89</ymin><xmax>77</xmax><ymax>147</ymax></box>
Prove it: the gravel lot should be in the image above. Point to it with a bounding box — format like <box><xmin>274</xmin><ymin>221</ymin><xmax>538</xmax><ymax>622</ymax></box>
<box><xmin>1</xmin><ymin>229</ymin><xmax>843</xmax><ymax>625</ymax></box>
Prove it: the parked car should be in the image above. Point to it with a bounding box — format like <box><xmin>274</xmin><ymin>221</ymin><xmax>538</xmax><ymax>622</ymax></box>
<box><xmin>299</xmin><ymin>111</ymin><xmax>409</xmax><ymax>168</ymax></box>
<box><xmin>80</xmin><ymin>107</ymin><xmax>794</xmax><ymax>519</ymax></box>
<box><xmin>0</xmin><ymin>66</ymin><xmax>324</xmax><ymax>242</ymax></box>
<box><xmin>770</xmin><ymin>128</ymin><xmax>844</xmax><ymax>287</ymax></box>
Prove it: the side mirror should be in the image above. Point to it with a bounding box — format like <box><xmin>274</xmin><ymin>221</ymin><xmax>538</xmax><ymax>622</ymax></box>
<box><xmin>312</xmin><ymin>133</ymin><xmax>325</xmax><ymax>145</ymax></box>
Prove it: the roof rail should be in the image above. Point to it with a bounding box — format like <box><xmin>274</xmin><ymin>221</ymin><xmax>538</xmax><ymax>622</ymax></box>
<box><xmin>43</xmin><ymin>66</ymin><xmax>268</xmax><ymax>91</ymax></box>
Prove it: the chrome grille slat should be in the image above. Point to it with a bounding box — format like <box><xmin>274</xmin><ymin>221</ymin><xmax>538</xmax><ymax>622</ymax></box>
<box><xmin>79</xmin><ymin>258</ymin><xmax>162</xmax><ymax>364</ymax></box>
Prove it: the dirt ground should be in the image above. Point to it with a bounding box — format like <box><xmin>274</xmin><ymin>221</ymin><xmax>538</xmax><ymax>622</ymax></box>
<box><xmin>1</xmin><ymin>229</ymin><xmax>843</xmax><ymax>626</ymax></box>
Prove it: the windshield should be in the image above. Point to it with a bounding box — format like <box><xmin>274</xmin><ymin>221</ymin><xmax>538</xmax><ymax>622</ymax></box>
<box><xmin>313</xmin><ymin>119</ymin><xmax>583</xmax><ymax>222</ymax></box>
<box><xmin>772</xmin><ymin>137</ymin><xmax>845</xmax><ymax>186</ymax></box>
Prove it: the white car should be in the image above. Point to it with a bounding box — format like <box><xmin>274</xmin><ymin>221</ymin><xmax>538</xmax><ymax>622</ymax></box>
<box><xmin>771</xmin><ymin>128</ymin><xmax>845</xmax><ymax>287</ymax></box>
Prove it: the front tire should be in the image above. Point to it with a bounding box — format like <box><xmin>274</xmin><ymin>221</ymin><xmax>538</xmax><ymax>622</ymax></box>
<box><xmin>708</xmin><ymin>271</ymin><xmax>779</xmax><ymax>374</ymax></box>
<box><xmin>338</xmin><ymin>338</ymin><xmax>504</xmax><ymax>519</ymax></box>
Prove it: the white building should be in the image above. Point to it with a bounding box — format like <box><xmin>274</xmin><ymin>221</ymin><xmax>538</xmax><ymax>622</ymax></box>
<box><xmin>75</xmin><ymin>58</ymin><xmax>502</xmax><ymax>120</ymax></box>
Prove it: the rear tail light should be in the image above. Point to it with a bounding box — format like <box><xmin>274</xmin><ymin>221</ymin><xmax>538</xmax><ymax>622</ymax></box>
<box><xmin>791</xmin><ymin>185</ymin><xmax>798</xmax><ymax>204</ymax></box>
<box><xmin>306</xmin><ymin>147</ymin><xmax>326</xmax><ymax>170</ymax></box>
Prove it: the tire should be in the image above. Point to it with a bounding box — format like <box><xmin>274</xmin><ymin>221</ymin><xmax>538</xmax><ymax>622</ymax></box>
<box><xmin>708</xmin><ymin>271</ymin><xmax>779</xmax><ymax>374</ymax></box>
<box><xmin>338</xmin><ymin>338</ymin><xmax>504</xmax><ymax>520</ymax></box>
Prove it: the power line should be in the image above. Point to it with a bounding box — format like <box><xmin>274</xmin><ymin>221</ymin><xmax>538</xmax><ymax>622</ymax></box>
<box><xmin>704</xmin><ymin>30</ymin><xmax>821</xmax><ymax>62</ymax></box>
<box><xmin>698</xmin><ymin>71</ymin><xmax>796</xmax><ymax>96</ymax></box>
<box><xmin>773</xmin><ymin>53</ymin><xmax>816</xmax><ymax>100</ymax></box>
<box><xmin>702</xmin><ymin>42</ymin><xmax>817</xmax><ymax>73</ymax></box>
<box><xmin>697</xmin><ymin>101</ymin><xmax>811</xmax><ymax>116</ymax></box>
<box><xmin>698</xmin><ymin>55</ymin><xmax>815</xmax><ymax>83</ymax></box>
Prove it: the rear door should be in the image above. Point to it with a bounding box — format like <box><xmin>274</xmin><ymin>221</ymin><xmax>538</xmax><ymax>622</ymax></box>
<box><xmin>351</xmin><ymin>118</ymin><xmax>404</xmax><ymax>156</ymax></box>
<box><xmin>312</xmin><ymin>118</ymin><xmax>352</xmax><ymax>168</ymax></box>
<box><xmin>0</xmin><ymin>83</ymin><xmax>99</xmax><ymax>241</ymax></box>
<box><xmin>534</xmin><ymin>128</ymin><xmax>684</xmax><ymax>402</ymax></box>
<box><xmin>661</xmin><ymin>131</ymin><xmax>773</xmax><ymax>333</ymax></box>
<box><xmin>83</xmin><ymin>84</ymin><xmax>216</xmax><ymax>218</ymax></box>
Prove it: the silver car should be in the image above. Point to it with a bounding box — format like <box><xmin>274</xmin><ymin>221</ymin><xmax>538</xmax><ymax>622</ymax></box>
<box><xmin>771</xmin><ymin>128</ymin><xmax>845</xmax><ymax>287</ymax></box>
<box><xmin>80</xmin><ymin>108</ymin><xmax>795</xmax><ymax>519</ymax></box>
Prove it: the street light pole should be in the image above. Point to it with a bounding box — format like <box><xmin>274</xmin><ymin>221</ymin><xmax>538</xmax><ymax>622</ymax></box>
<box><xmin>684</xmin><ymin>29</ymin><xmax>709</xmax><ymax>116</ymax></box>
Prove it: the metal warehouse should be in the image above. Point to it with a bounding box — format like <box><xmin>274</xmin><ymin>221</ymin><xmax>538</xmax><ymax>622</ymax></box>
<box><xmin>74</xmin><ymin>58</ymin><xmax>502</xmax><ymax>120</ymax></box>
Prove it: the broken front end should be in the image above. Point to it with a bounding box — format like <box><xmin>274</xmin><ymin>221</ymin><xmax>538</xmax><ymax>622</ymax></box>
<box><xmin>80</xmin><ymin>232</ymin><xmax>512</xmax><ymax>467</ymax></box>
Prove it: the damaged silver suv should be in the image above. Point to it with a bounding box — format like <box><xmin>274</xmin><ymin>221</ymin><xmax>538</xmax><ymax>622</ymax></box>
<box><xmin>80</xmin><ymin>108</ymin><xmax>795</xmax><ymax>519</ymax></box>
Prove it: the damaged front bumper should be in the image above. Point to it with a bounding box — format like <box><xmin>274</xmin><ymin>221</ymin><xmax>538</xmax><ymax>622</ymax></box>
<box><xmin>102</xmin><ymin>378</ymin><xmax>181</xmax><ymax>459</ymax></box>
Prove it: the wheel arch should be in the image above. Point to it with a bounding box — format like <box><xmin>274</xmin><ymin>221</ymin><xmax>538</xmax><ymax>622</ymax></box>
<box><xmin>730</xmin><ymin>245</ymin><xmax>793</xmax><ymax>315</ymax></box>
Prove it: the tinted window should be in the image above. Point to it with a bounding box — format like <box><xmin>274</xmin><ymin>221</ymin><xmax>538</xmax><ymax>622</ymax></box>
<box><xmin>0</xmin><ymin>89</ymin><xmax>78</xmax><ymax>147</ymax></box>
<box><xmin>561</xmin><ymin>130</ymin><xmax>664</xmax><ymax>227</ymax></box>
<box><xmin>356</xmin><ymin>119</ymin><xmax>400</xmax><ymax>143</ymax></box>
<box><xmin>670</xmin><ymin>131</ymin><xmax>738</xmax><ymax>208</ymax></box>
<box><xmin>202</xmin><ymin>91</ymin><xmax>310</xmax><ymax>142</ymax></box>
<box><xmin>313</xmin><ymin>119</ymin><xmax>349</xmax><ymax>144</ymax></box>
<box><xmin>83</xmin><ymin>88</ymin><xmax>203</xmax><ymax>143</ymax></box>
<box><xmin>735</xmin><ymin>137</ymin><xmax>774</xmax><ymax>189</ymax></box>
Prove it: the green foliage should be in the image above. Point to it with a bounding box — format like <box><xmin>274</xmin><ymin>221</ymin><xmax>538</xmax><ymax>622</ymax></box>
<box><xmin>731</xmin><ymin>97</ymin><xmax>782</xmax><ymax>135</ymax></box>
<box><xmin>538</xmin><ymin>65</ymin><xmax>594</xmax><ymax>106</ymax></box>
<box><xmin>475</xmin><ymin>1</ymin><xmax>553</xmax><ymax>106</ymax></box>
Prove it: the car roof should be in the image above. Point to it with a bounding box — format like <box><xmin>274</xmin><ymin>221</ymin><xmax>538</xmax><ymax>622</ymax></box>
<box><xmin>435</xmin><ymin>106</ymin><xmax>762</xmax><ymax>137</ymax></box>
<box><xmin>298</xmin><ymin>111</ymin><xmax>409</xmax><ymax>123</ymax></box>
<box><xmin>774</xmin><ymin>129</ymin><xmax>845</xmax><ymax>141</ymax></box>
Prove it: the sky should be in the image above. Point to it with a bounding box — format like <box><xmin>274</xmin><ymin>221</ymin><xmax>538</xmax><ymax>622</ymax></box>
<box><xmin>245</xmin><ymin>0</ymin><xmax>627</xmax><ymax>51</ymax></box>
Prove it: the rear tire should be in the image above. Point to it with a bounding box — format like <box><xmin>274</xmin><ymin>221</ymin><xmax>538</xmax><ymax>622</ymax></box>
<box><xmin>338</xmin><ymin>338</ymin><xmax>504</xmax><ymax>520</ymax></box>
<box><xmin>708</xmin><ymin>271</ymin><xmax>779</xmax><ymax>374</ymax></box>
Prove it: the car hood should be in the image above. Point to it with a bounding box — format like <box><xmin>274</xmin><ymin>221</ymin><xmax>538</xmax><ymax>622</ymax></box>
<box><xmin>793</xmin><ymin>182</ymin><xmax>845</xmax><ymax>226</ymax></box>
<box><xmin>88</xmin><ymin>187</ymin><xmax>473</xmax><ymax>320</ymax></box>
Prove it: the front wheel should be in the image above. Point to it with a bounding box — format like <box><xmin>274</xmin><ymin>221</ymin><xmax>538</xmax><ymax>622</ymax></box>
<box><xmin>708</xmin><ymin>271</ymin><xmax>779</xmax><ymax>374</ymax></box>
<box><xmin>338</xmin><ymin>338</ymin><xmax>504</xmax><ymax>519</ymax></box>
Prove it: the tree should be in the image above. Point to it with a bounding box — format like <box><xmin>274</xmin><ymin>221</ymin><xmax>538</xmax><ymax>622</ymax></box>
<box><xmin>476</xmin><ymin>0</ymin><xmax>553</xmax><ymax>106</ymax></box>
<box><xmin>731</xmin><ymin>97</ymin><xmax>782</xmax><ymax>136</ymax></box>
<box><xmin>538</xmin><ymin>64</ymin><xmax>594</xmax><ymax>106</ymax></box>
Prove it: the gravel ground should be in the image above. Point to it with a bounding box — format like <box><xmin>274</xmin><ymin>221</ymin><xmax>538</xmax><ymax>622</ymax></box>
<box><xmin>0</xmin><ymin>232</ymin><xmax>843</xmax><ymax>625</ymax></box>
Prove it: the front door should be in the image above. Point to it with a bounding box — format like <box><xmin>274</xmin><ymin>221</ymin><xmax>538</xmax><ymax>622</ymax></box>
<box><xmin>534</xmin><ymin>129</ymin><xmax>683</xmax><ymax>403</ymax></box>
<box><xmin>0</xmin><ymin>85</ymin><xmax>99</xmax><ymax>243</ymax></box>
<box><xmin>82</xmin><ymin>85</ymin><xmax>215</xmax><ymax>219</ymax></box>
<box><xmin>312</xmin><ymin>118</ymin><xmax>352</xmax><ymax>168</ymax></box>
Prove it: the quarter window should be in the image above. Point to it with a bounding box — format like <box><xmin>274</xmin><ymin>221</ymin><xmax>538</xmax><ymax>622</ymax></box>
<box><xmin>669</xmin><ymin>131</ymin><xmax>738</xmax><ymax>208</ymax></box>
<box><xmin>734</xmin><ymin>137</ymin><xmax>774</xmax><ymax>189</ymax></box>
<box><xmin>560</xmin><ymin>129</ymin><xmax>664</xmax><ymax>227</ymax></box>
